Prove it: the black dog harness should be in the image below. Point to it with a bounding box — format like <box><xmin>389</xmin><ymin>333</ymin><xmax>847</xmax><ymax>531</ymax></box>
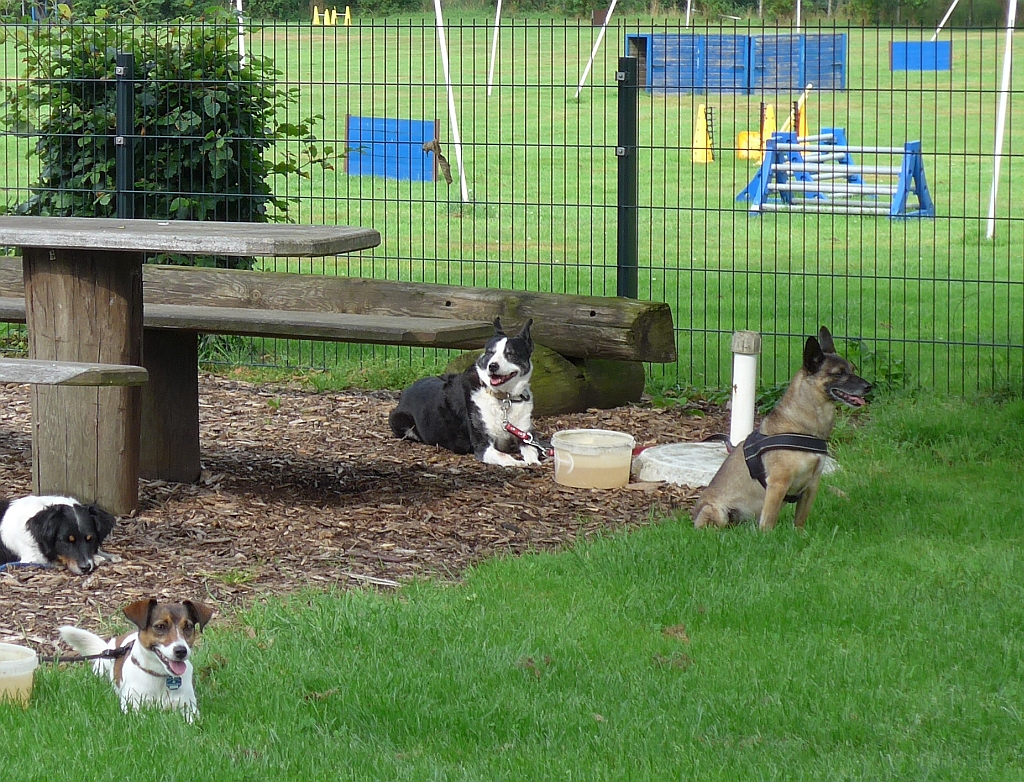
<box><xmin>743</xmin><ymin>430</ymin><xmax>830</xmax><ymax>504</ymax></box>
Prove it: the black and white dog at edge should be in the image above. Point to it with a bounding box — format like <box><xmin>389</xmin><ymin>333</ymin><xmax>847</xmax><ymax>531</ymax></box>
<box><xmin>389</xmin><ymin>318</ymin><xmax>548</xmax><ymax>467</ymax></box>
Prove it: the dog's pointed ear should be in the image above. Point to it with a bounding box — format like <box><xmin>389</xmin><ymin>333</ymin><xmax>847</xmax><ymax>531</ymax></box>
<box><xmin>492</xmin><ymin>317</ymin><xmax>505</xmax><ymax>336</ymax></box>
<box><xmin>183</xmin><ymin>600</ymin><xmax>216</xmax><ymax>630</ymax></box>
<box><xmin>87</xmin><ymin>504</ymin><xmax>116</xmax><ymax>540</ymax></box>
<box><xmin>124</xmin><ymin>598</ymin><xmax>157</xmax><ymax>630</ymax></box>
<box><xmin>517</xmin><ymin>318</ymin><xmax>534</xmax><ymax>347</ymax></box>
<box><xmin>803</xmin><ymin>335</ymin><xmax>826</xmax><ymax>374</ymax></box>
<box><xmin>817</xmin><ymin>326</ymin><xmax>836</xmax><ymax>354</ymax></box>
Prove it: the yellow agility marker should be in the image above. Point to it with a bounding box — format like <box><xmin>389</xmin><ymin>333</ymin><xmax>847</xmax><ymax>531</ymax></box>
<box><xmin>312</xmin><ymin>7</ymin><xmax>321</xmax><ymax>24</ymax></box>
<box><xmin>692</xmin><ymin>104</ymin><xmax>714</xmax><ymax>164</ymax></box>
<box><xmin>737</xmin><ymin>131</ymin><xmax>761</xmax><ymax>160</ymax></box>
<box><xmin>343</xmin><ymin>5</ymin><xmax>352</xmax><ymax>24</ymax></box>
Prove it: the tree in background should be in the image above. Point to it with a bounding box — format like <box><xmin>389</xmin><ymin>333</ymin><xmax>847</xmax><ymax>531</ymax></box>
<box><xmin>0</xmin><ymin>7</ymin><xmax>333</xmax><ymax>265</ymax></box>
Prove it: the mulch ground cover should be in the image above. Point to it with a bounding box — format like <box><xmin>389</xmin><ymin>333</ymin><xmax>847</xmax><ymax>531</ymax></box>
<box><xmin>1</xmin><ymin>373</ymin><xmax>728</xmax><ymax>654</ymax></box>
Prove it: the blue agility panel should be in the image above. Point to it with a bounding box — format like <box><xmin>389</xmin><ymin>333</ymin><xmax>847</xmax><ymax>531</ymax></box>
<box><xmin>625</xmin><ymin>33</ymin><xmax>748</xmax><ymax>94</ymax></box>
<box><xmin>890</xmin><ymin>41</ymin><xmax>952</xmax><ymax>72</ymax></box>
<box><xmin>803</xmin><ymin>33</ymin><xmax>847</xmax><ymax>90</ymax></box>
<box><xmin>625</xmin><ymin>33</ymin><xmax>846</xmax><ymax>94</ymax></box>
<box><xmin>749</xmin><ymin>33</ymin><xmax>847</xmax><ymax>92</ymax></box>
<box><xmin>703</xmin><ymin>35</ymin><xmax>751</xmax><ymax>93</ymax></box>
<box><xmin>749</xmin><ymin>34</ymin><xmax>803</xmax><ymax>92</ymax></box>
<box><xmin>344</xmin><ymin>116</ymin><xmax>440</xmax><ymax>182</ymax></box>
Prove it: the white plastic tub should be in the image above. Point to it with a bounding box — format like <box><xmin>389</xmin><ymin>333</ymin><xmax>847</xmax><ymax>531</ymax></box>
<box><xmin>0</xmin><ymin>642</ymin><xmax>38</xmax><ymax>707</ymax></box>
<box><xmin>551</xmin><ymin>429</ymin><xmax>635</xmax><ymax>489</ymax></box>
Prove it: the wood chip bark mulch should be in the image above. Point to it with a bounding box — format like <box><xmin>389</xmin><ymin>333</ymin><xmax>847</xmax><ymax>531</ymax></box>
<box><xmin>1</xmin><ymin>373</ymin><xmax>728</xmax><ymax>655</ymax></box>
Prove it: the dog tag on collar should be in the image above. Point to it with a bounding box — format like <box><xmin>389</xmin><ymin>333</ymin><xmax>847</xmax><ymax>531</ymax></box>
<box><xmin>165</xmin><ymin>676</ymin><xmax>183</xmax><ymax>691</ymax></box>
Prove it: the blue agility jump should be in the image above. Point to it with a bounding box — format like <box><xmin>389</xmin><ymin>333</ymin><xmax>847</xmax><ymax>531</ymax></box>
<box><xmin>737</xmin><ymin>128</ymin><xmax>935</xmax><ymax>219</ymax></box>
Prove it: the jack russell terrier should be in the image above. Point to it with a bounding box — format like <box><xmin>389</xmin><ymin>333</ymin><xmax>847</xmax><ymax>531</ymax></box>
<box><xmin>59</xmin><ymin>598</ymin><xmax>215</xmax><ymax>721</ymax></box>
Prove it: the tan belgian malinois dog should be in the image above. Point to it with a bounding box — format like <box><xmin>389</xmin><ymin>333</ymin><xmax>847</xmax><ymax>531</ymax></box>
<box><xmin>692</xmin><ymin>327</ymin><xmax>871</xmax><ymax>531</ymax></box>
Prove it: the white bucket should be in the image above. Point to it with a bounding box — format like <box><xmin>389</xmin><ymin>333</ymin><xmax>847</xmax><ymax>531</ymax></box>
<box><xmin>0</xmin><ymin>642</ymin><xmax>38</xmax><ymax>707</ymax></box>
<box><xmin>551</xmin><ymin>428</ymin><xmax>635</xmax><ymax>489</ymax></box>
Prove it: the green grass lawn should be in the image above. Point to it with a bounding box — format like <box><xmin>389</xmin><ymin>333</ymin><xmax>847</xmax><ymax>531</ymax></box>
<box><xmin>4</xmin><ymin>392</ymin><xmax>1024</xmax><ymax>779</ymax></box>
<box><xmin>1</xmin><ymin>19</ymin><xmax>1021</xmax><ymax>392</ymax></box>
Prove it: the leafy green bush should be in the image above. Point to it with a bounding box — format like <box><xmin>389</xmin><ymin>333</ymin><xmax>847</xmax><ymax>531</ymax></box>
<box><xmin>244</xmin><ymin>0</ymin><xmax>309</xmax><ymax>21</ymax></box>
<box><xmin>0</xmin><ymin>9</ymin><xmax>333</xmax><ymax>267</ymax></box>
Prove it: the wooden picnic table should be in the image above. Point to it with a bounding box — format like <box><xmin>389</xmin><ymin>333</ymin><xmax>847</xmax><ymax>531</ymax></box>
<box><xmin>0</xmin><ymin>216</ymin><xmax>381</xmax><ymax>514</ymax></box>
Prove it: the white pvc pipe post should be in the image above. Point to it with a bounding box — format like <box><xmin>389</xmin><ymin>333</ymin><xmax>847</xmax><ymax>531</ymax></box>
<box><xmin>729</xmin><ymin>331</ymin><xmax>761</xmax><ymax>447</ymax></box>
<box><xmin>685</xmin><ymin>0</ymin><xmax>692</xmax><ymax>27</ymax></box>
<box><xmin>796</xmin><ymin>0</ymin><xmax>802</xmax><ymax>32</ymax></box>
<box><xmin>985</xmin><ymin>0</ymin><xmax>1017</xmax><ymax>240</ymax></box>
<box><xmin>487</xmin><ymin>0</ymin><xmax>503</xmax><ymax>96</ymax></box>
<box><xmin>433</xmin><ymin>0</ymin><xmax>471</xmax><ymax>203</ymax></box>
<box><xmin>235</xmin><ymin>0</ymin><xmax>246</xmax><ymax>68</ymax></box>
<box><xmin>931</xmin><ymin>0</ymin><xmax>961</xmax><ymax>41</ymax></box>
<box><xmin>574</xmin><ymin>0</ymin><xmax>619</xmax><ymax>99</ymax></box>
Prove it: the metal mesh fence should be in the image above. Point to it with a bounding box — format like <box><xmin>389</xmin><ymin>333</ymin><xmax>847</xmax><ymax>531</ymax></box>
<box><xmin>1</xmin><ymin>17</ymin><xmax>1020</xmax><ymax>394</ymax></box>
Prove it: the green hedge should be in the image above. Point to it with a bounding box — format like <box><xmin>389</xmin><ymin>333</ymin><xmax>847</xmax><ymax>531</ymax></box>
<box><xmin>0</xmin><ymin>9</ymin><xmax>333</xmax><ymax>266</ymax></box>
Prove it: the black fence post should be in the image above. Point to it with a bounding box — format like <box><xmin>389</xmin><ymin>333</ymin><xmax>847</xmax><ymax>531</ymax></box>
<box><xmin>615</xmin><ymin>56</ymin><xmax>639</xmax><ymax>299</ymax></box>
<box><xmin>115</xmin><ymin>52</ymin><xmax>135</xmax><ymax>220</ymax></box>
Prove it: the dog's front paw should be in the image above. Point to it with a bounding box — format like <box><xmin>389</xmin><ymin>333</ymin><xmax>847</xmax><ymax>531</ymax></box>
<box><xmin>519</xmin><ymin>448</ymin><xmax>542</xmax><ymax>466</ymax></box>
<box><xmin>482</xmin><ymin>447</ymin><xmax>530</xmax><ymax>468</ymax></box>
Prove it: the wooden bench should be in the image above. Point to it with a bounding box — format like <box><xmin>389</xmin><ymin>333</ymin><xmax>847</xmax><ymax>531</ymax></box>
<box><xmin>0</xmin><ymin>256</ymin><xmax>675</xmax><ymax>485</ymax></box>
<box><xmin>0</xmin><ymin>358</ymin><xmax>148</xmax><ymax>386</ymax></box>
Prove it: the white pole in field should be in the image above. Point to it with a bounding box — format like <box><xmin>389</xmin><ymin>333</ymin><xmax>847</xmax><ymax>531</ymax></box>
<box><xmin>985</xmin><ymin>0</ymin><xmax>1017</xmax><ymax>240</ymax></box>
<box><xmin>930</xmin><ymin>0</ymin><xmax>961</xmax><ymax>41</ymax></box>
<box><xmin>487</xmin><ymin>0</ymin><xmax>503</xmax><ymax>96</ymax></box>
<box><xmin>796</xmin><ymin>0</ymin><xmax>802</xmax><ymax>32</ymax></box>
<box><xmin>234</xmin><ymin>0</ymin><xmax>246</xmax><ymax>68</ymax></box>
<box><xmin>433</xmin><ymin>0</ymin><xmax>471</xmax><ymax>203</ymax></box>
<box><xmin>729</xmin><ymin>331</ymin><xmax>761</xmax><ymax>447</ymax></box>
<box><xmin>685</xmin><ymin>0</ymin><xmax>692</xmax><ymax>27</ymax></box>
<box><xmin>574</xmin><ymin>0</ymin><xmax>619</xmax><ymax>99</ymax></box>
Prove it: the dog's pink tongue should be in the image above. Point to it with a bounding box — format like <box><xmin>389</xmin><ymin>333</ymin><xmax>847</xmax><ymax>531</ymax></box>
<box><xmin>168</xmin><ymin>660</ymin><xmax>187</xmax><ymax>676</ymax></box>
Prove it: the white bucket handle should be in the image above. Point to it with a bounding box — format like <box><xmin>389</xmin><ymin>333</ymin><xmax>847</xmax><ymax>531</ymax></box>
<box><xmin>554</xmin><ymin>449</ymin><xmax>574</xmax><ymax>474</ymax></box>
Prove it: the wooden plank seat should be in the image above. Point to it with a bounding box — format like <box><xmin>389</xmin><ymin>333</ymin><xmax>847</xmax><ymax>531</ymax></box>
<box><xmin>143</xmin><ymin>304</ymin><xmax>493</xmax><ymax>346</ymax></box>
<box><xmin>0</xmin><ymin>358</ymin><xmax>148</xmax><ymax>386</ymax></box>
<box><xmin>0</xmin><ymin>297</ymin><xmax>493</xmax><ymax>349</ymax></box>
<box><xmin>0</xmin><ymin>257</ymin><xmax>676</xmax><ymax>486</ymax></box>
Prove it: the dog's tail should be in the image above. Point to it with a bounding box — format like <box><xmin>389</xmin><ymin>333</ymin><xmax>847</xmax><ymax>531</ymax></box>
<box><xmin>58</xmin><ymin>625</ymin><xmax>111</xmax><ymax>658</ymax></box>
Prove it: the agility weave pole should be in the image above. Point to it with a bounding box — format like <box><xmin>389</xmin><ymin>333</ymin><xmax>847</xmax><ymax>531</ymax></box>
<box><xmin>737</xmin><ymin>127</ymin><xmax>935</xmax><ymax>219</ymax></box>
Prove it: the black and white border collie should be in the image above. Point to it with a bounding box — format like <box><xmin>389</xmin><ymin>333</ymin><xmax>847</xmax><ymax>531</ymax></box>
<box><xmin>389</xmin><ymin>318</ymin><xmax>544</xmax><ymax>467</ymax></box>
<box><xmin>0</xmin><ymin>495</ymin><xmax>117</xmax><ymax>574</ymax></box>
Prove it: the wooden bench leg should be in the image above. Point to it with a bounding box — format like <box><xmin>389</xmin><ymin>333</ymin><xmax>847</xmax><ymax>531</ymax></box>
<box><xmin>140</xmin><ymin>330</ymin><xmax>201</xmax><ymax>484</ymax></box>
<box><xmin>24</xmin><ymin>248</ymin><xmax>143</xmax><ymax>515</ymax></box>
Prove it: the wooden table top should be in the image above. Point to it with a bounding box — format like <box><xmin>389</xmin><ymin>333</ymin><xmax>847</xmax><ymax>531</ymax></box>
<box><xmin>0</xmin><ymin>216</ymin><xmax>381</xmax><ymax>257</ymax></box>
